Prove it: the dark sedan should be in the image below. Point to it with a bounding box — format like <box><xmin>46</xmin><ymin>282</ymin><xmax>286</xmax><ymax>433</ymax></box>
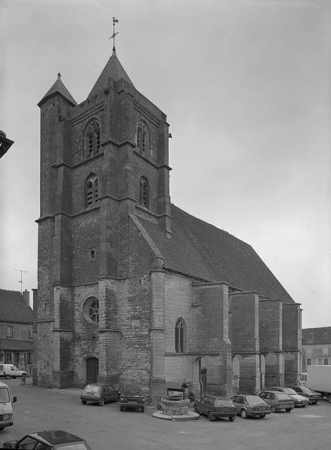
<box><xmin>194</xmin><ymin>395</ymin><xmax>236</xmax><ymax>421</ymax></box>
<box><xmin>231</xmin><ymin>394</ymin><xmax>271</xmax><ymax>418</ymax></box>
<box><xmin>289</xmin><ymin>385</ymin><xmax>322</xmax><ymax>404</ymax></box>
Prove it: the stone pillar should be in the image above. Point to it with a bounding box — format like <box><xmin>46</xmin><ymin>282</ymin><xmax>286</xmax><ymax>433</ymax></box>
<box><xmin>97</xmin><ymin>279</ymin><xmax>120</xmax><ymax>386</ymax></box>
<box><xmin>150</xmin><ymin>270</ymin><xmax>166</xmax><ymax>401</ymax></box>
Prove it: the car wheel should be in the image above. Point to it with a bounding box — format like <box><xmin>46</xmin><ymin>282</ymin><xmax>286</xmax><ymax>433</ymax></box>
<box><xmin>271</xmin><ymin>406</ymin><xmax>277</xmax><ymax>413</ymax></box>
<box><xmin>194</xmin><ymin>406</ymin><xmax>199</xmax><ymax>413</ymax></box>
<box><xmin>229</xmin><ymin>416</ymin><xmax>235</xmax><ymax>422</ymax></box>
<box><xmin>13</xmin><ymin>377</ymin><xmax>16</xmax><ymax>379</ymax></box>
<box><xmin>285</xmin><ymin>408</ymin><xmax>291</xmax><ymax>413</ymax></box>
<box><xmin>81</xmin><ymin>400</ymin><xmax>87</xmax><ymax>405</ymax></box>
<box><xmin>5</xmin><ymin>375</ymin><xmax>10</xmax><ymax>379</ymax></box>
<box><xmin>99</xmin><ymin>398</ymin><xmax>105</xmax><ymax>406</ymax></box>
<box><xmin>141</xmin><ymin>407</ymin><xmax>145</xmax><ymax>412</ymax></box>
<box><xmin>208</xmin><ymin>412</ymin><xmax>215</xmax><ymax>421</ymax></box>
<box><xmin>260</xmin><ymin>414</ymin><xmax>266</xmax><ymax>418</ymax></box>
<box><xmin>240</xmin><ymin>409</ymin><xmax>248</xmax><ymax>419</ymax></box>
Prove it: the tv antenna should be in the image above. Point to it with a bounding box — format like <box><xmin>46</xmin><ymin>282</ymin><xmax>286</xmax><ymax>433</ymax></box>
<box><xmin>13</xmin><ymin>269</ymin><xmax>28</xmax><ymax>293</ymax></box>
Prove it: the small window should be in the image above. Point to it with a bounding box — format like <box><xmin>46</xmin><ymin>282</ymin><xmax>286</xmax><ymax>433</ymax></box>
<box><xmin>6</xmin><ymin>326</ymin><xmax>13</xmax><ymax>338</ymax></box>
<box><xmin>307</xmin><ymin>359</ymin><xmax>311</xmax><ymax>366</ymax></box>
<box><xmin>140</xmin><ymin>177</ymin><xmax>149</xmax><ymax>208</ymax></box>
<box><xmin>324</xmin><ymin>359</ymin><xmax>329</xmax><ymax>365</ymax></box>
<box><xmin>137</xmin><ymin>121</ymin><xmax>149</xmax><ymax>154</ymax></box>
<box><xmin>85</xmin><ymin>120</ymin><xmax>101</xmax><ymax>158</ymax></box>
<box><xmin>86</xmin><ymin>175</ymin><xmax>99</xmax><ymax>208</ymax></box>
<box><xmin>90</xmin><ymin>249</ymin><xmax>95</xmax><ymax>260</ymax></box>
<box><xmin>175</xmin><ymin>318</ymin><xmax>186</xmax><ymax>353</ymax></box>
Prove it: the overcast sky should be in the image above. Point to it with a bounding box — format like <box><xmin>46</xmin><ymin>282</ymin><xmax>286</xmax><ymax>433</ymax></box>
<box><xmin>0</xmin><ymin>0</ymin><xmax>330</xmax><ymax>328</ymax></box>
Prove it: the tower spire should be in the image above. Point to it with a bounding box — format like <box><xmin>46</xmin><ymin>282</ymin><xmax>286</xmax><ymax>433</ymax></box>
<box><xmin>109</xmin><ymin>17</ymin><xmax>119</xmax><ymax>54</ymax></box>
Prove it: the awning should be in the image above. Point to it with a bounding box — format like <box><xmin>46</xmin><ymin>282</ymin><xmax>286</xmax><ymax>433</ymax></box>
<box><xmin>0</xmin><ymin>339</ymin><xmax>33</xmax><ymax>351</ymax></box>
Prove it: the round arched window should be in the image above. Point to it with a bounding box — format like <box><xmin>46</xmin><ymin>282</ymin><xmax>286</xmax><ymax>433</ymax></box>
<box><xmin>83</xmin><ymin>297</ymin><xmax>99</xmax><ymax>324</ymax></box>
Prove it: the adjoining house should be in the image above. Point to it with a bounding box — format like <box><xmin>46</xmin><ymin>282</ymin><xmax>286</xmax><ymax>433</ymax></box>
<box><xmin>35</xmin><ymin>46</ymin><xmax>301</xmax><ymax>399</ymax></box>
<box><xmin>0</xmin><ymin>289</ymin><xmax>34</xmax><ymax>374</ymax></box>
<box><xmin>302</xmin><ymin>327</ymin><xmax>331</xmax><ymax>371</ymax></box>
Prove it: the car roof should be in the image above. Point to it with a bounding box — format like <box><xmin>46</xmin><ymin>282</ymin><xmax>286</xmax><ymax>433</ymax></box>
<box><xmin>204</xmin><ymin>395</ymin><xmax>229</xmax><ymax>399</ymax></box>
<box><xmin>27</xmin><ymin>430</ymin><xmax>85</xmax><ymax>445</ymax></box>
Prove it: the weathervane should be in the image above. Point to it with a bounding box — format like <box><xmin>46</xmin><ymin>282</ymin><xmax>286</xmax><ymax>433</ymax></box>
<box><xmin>109</xmin><ymin>17</ymin><xmax>119</xmax><ymax>53</ymax></box>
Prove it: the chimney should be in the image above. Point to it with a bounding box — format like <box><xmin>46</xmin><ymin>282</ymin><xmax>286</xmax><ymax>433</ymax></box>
<box><xmin>22</xmin><ymin>289</ymin><xmax>30</xmax><ymax>307</ymax></box>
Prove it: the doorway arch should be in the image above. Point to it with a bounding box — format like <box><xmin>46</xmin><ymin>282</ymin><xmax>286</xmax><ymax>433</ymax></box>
<box><xmin>85</xmin><ymin>357</ymin><xmax>99</xmax><ymax>384</ymax></box>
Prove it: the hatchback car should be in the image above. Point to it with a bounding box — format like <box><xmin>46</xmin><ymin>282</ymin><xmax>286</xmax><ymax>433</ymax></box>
<box><xmin>194</xmin><ymin>395</ymin><xmax>236</xmax><ymax>421</ymax></box>
<box><xmin>259</xmin><ymin>390</ymin><xmax>294</xmax><ymax>413</ymax></box>
<box><xmin>120</xmin><ymin>385</ymin><xmax>146</xmax><ymax>412</ymax></box>
<box><xmin>80</xmin><ymin>383</ymin><xmax>119</xmax><ymax>406</ymax></box>
<box><xmin>289</xmin><ymin>385</ymin><xmax>322</xmax><ymax>404</ymax></box>
<box><xmin>231</xmin><ymin>394</ymin><xmax>271</xmax><ymax>419</ymax></box>
<box><xmin>1</xmin><ymin>429</ymin><xmax>91</xmax><ymax>450</ymax></box>
<box><xmin>269</xmin><ymin>387</ymin><xmax>309</xmax><ymax>407</ymax></box>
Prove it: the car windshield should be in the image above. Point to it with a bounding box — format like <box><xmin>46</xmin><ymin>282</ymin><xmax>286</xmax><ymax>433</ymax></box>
<box><xmin>277</xmin><ymin>393</ymin><xmax>291</xmax><ymax>400</ymax></box>
<box><xmin>282</xmin><ymin>388</ymin><xmax>296</xmax><ymax>395</ymax></box>
<box><xmin>214</xmin><ymin>399</ymin><xmax>233</xmax><ymax>407</ymax></box>
<box><xmin>0</xmin><ymin>388</ymin><xmax>10</xmax><ymax>402</ymax></box>
<box><xmin>83</xmin><ymin>385</ymin><xmax>99</xmax><ymax>393</ymax></box>
<box><xmin>246</xmin><ymin>396</ymin><xmax>264</xmax><ymax>405</ymax></box>
<box><xmin>301</xmin><ymin>387</ymin><xmax>312</xmax><ymax>394</ymax></box>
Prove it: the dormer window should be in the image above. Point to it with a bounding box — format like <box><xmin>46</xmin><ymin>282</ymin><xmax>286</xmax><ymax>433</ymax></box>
<box><xmin>85</xmin><ymin>120</ymin><xmax>101</xmax><ymax>158</ymax></box>
<box><xmin>86</xmin><ymin>174</ymin><xmax>99</xmax><ymax>207</ymax></box>
<box><xmin>140</xmin><ymin>177</ymin><xmax>149</xmax><ymax>208</ymax></box>
<box><xmin>137</xmin><ymin>121</ymin><xmax>149</xmax><ymax>154</ymax></box>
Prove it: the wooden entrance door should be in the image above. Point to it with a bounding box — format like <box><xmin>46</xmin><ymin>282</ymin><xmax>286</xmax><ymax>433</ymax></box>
<box><xmin>86</xmin><ymin>357</ymin><xmax>99</xmax><ymax>384</ymax></box>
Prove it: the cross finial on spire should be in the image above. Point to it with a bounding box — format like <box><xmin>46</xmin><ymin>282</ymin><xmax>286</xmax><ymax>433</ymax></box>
<box><xmin>109</xmin><ymin>17</ymin><xmax>119</xmax><ymax>54</ymax></box>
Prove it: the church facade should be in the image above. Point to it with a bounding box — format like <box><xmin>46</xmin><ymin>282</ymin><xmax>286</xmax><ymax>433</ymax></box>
<box><xmin>35</xmin><ymin>48</ymin><xmax>302</xmax><ymax>400</ymax></box>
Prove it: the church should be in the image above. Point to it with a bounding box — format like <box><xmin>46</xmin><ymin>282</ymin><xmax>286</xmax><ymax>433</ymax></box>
<box><xmin>35</xmin><ymin>38</ymin><xmax>302</xmax><ymax>400</ymax></box>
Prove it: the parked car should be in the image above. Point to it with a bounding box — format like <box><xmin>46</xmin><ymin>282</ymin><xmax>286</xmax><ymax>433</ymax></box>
<box><xmin>1</xmin><ymin>429</ymin><xmax>91</xmax><ymax>449</ymax></box>
<box><xmin>259</xmin><ymin>390</ymin><xmax>294</xmax><ymax>413</ymax></box>
<box><xmin>80</xmin><ymin>383</ymin><xmax>119</xmax><ymax>406</ymax></box>
<box><xmin>289</xmin><ymin>385</ymin><xmax>322</xmax><ymax>404</ymax></box>
<box><xmin>0</xmin><ymin>364</ymin><xmax>27</xmax><ymax>379</ymax></box>
<box><xmin>120</xmin><ymin>385</ymin><xmax>146</xmax><ymax>412</ymax></box>
<box><xmin>193</xmin><ymin>395</ymin><xmax>236</xmax><ymax>421</ymax></box>
<box><xmin>269</xmin><ymin>387</ymin><xmax>309</xmax><ymax>407</ymax></box>
<box><xmin>231</xmin><ymin>394</ymin><xmax>271</xmax><ymax>419</ymax></box>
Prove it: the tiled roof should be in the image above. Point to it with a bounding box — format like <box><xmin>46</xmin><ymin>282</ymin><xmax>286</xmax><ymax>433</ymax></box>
<box><xmin>88</xmin><ymin>51</ymin><xmax>134</xmax><ymax>98</ymax></box>
<box><xmin>302</xmin><ymin>327</ymin><xmax>331</xmax><ymax>345</ymax></box>
<box><xmin>139</xmin><ymin>205</ymin><xmax>294</xmax><ymax>303</ymax></box>
<box><xmin>0</xmin><ymin>289</ymin><xmax>34</xmax><ymax>323</ymax></box>
<box><xmin>38</xmin><ymin>73</ymin><xmax>77</xmax><ymax>107</ymax></box>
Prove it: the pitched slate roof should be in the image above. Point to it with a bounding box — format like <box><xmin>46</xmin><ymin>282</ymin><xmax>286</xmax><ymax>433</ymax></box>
<box><xmin>302</xmin><ymin>327</ymin><xmax>331</xmax><ymax>345</ymax></box>
<box><xmin>38</xmin><ymin>73</ymin><xmax>77</xmax><ymax>107</ymax></box>
<box><xmin>139</xmin><ymin>205</ymin><xmax>294</xmax><ymax>304</ymax></box>
<box><xmin>88</xmin><ymin>51</ymin><xmax>134</xmax><ymax>98</ymax></box>
<box><xmin>0</xmin><ymin>289</ymin><xmax>34</xmax><ymax>323</ymax></box>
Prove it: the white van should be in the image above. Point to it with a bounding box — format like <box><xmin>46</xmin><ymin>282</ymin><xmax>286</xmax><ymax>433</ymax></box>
<box><xmin>0</xmin><ymin>381</ymin><xmax>17</xmax><ymax>430</ymax></box>
<box><xmin>0</xmin><ymin>364</ymin><xmax>27</xmax><ymax>379</ymax></box>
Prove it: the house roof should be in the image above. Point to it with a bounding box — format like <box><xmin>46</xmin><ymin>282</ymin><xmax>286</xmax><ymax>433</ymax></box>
<box><xmin>302</xmin><ymin>327</ymin><xmax>331</xmax><ymax>345</ymax></box>
<box><xmin>88</xmin><ymin>50</ymin><xmax>134</xmax><ymax>98</ymax></box>
<box><xmin>38</xmin><ymin>73</ymin><xmax>77</xmax><ymax>107</ymax></box>
<box><xmin>0</xmin><ymin>289</ymin><xmax>34</xmax><ymax>323</ymax></box>
<box><xmin>139</xmin><ymin>205</ymin><xmax>294</xmax><ymax>304</ymax></box>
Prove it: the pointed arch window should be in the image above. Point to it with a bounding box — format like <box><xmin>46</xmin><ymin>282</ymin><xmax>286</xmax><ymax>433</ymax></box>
<box><xmin>140</xmin><ymin>177</ymin><xmax>149</xmax><ymax>208</ymax></box>
<box><xmin>175</xmin><ymin>318</ymin><xmax>186</xmax><ymax>353</ymax></box>
<box><xmin>85</xmin><ymin>120</ymin><xmax>101</xmax><ymax>158</ymax></box>
<box><xmin>137</xmin><ymin>121</ymin><xmax>149</xmax><ymax>154</ymax></box>
<box><xmin>86</xmin><ymin>175</ymin><xmax>99</xmax><ymax>207</ymax></box>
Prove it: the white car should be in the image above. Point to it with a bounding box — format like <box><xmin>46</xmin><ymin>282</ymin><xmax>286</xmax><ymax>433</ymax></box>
<box><xmin>0</xmin><ymin>364</ymin><xmax>27</xmax><ymax>379</ymax></box>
